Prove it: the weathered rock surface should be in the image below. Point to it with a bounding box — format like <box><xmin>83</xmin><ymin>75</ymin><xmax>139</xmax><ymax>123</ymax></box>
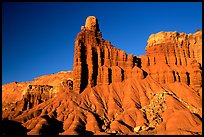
<box><xmin>2</xmin><ymin>16</ymin><xmax>202</xmax><ymax>135</ymax></box>
<box><xmin>139</xmin><ymin>30</ymin><xmax>202</xmax><ymax>91</ymax></box>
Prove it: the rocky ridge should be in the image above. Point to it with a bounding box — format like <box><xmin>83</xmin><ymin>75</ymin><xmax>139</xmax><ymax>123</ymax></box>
<box><xmin>2</xmin><ymin>16</ymin><xmax>202</xmax><ymax>135</ymax></box>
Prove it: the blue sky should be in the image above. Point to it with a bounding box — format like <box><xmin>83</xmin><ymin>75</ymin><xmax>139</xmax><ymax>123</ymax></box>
<box><xmin>2</xmin><ymin>2</ymin><xmax>202</xmax><ymax>85</ymax></box>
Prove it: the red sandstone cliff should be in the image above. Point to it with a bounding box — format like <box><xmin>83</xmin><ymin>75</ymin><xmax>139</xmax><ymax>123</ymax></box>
<box><xmin>2</xmin><ymin>16</ymin><xmax>202</xmax><ymax>135</ymax></box>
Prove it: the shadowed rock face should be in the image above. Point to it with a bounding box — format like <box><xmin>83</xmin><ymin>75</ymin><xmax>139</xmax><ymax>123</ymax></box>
<box><xmin>2</xmin><ymin>16</ymin><xmax>202</xmax><ymax>135</ymax></box>
<box><xmin>1</xmin><ymin>118</ymin><xmax>28</xmax><ymax>136</ymax></box>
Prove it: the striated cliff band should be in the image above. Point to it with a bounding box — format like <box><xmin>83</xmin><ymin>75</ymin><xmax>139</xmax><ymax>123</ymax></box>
<box><xmin>2</xmin><ymin>16</ymin><xmax>202</xmax><ymax>135</ymax></box>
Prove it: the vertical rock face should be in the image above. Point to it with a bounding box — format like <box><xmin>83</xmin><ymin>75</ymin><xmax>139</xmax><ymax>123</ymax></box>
<box><xmin>139</xmin><ymin>30</ymin><xmax>202</xmax><ymax>90</ymax></box>
<box><xmin>73</xmin><ymin>16</ymin><xmax>144</xmax><ymax>93</ymax></box>
<box><xmin>73</xmin><ymin>17</ymin><xmax>202</xmax><ymax>94</ymax></box>
<box><xmin>73</xmin><ymin>15</ymin><xmax>102</xmax><ymax>93</ymax></box>
<box><xmin>145</xmin><ymin>31</ymin><xmax>202</xmax><ymax>66</ymax></box>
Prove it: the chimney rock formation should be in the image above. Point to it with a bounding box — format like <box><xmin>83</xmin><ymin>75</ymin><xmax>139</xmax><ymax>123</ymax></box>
<box><xmin>73</xmin><ymin>16</ymin><xmax>145</xmax><ymax>93</ymax></box>
<box><xmin>2</xmin><ymin>16</ymin><xmax>202</xmax><ymax>135</ymax></box>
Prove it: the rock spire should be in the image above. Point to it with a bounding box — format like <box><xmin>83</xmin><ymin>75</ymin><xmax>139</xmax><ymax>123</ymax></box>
<box><xmin>73</xmin><ymin>16</ymin><xmax>144</xmax><ymax>93</ymax></box>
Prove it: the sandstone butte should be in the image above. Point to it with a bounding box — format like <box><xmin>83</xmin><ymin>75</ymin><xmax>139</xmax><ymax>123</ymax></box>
<box><xmin>2</xmin><ymin>16</ymin><xmax>202</xmax><ymax>135</ymax></box>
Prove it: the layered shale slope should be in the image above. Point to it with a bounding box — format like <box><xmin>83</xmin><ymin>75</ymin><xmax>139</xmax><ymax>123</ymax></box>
<box><xmin>2</xmin><ymin>16</ymin><xmax>202</xmax><ymax>135</ymax></box>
